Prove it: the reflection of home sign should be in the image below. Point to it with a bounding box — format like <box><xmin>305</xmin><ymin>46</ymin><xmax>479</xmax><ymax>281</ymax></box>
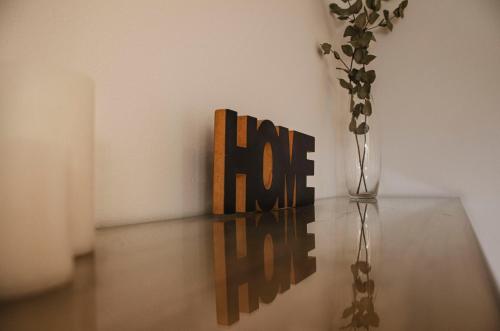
<box><xmin>213</xmin><ymin>109</ymin><xmax>315</xmax><ymax>215</ymax></box>
<box><xmin>212</xmin><ymin>208</ymin><xmax>316</xmax><ymax>325</ymax></box>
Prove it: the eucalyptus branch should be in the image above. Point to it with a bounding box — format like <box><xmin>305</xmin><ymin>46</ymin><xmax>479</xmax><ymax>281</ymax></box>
<box><xmin>322</xmin><ymin>0</ymin><xmax>409</xmax><ymax>196</ymax></box>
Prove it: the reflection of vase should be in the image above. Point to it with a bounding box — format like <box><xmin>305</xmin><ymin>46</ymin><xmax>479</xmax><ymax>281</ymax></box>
<box><xmin>0</xmin><ymin>63</ymin><xmax>95</xmax><ymax>256</ymax></box>
<box><xmin>344</xmin><ymin>99</ymin><xmax>381</xmax><ymax>200</ymax></box>
<box><xmin>349</xmin><ymin>201</ymin><xmax>380</xmax><ymax>263</ymax></box>
<box><xmin>341</xmin><ymin>201</ymin><xmax>381</xmax><ymax>329</ymax></box>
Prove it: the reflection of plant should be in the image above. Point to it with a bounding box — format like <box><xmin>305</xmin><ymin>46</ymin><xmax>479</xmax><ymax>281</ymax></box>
<box><xmin>320</xmin><ymin>0</ymin><xmax>409</xmax><ymax>195</ymax></box>
<box><xmin>341</xmin><ymin>203</ymin><xmax>379</xmax><ymax>330</ymax></box>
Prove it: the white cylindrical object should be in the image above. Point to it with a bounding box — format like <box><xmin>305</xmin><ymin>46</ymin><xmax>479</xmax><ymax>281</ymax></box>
<box><xmin>0</xmin><ymin>140</ymin><xmax>74</xmax><ymax>301</ymax></box>
<box><xmin>0</xmin><ymin>63</ymin><xmax>95</xmax><ymax>256</ymax></box>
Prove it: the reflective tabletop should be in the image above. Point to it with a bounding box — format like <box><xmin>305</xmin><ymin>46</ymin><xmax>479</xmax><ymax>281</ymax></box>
<box><xmin>1</xmin><ymin>198</ymin><xmax>499</xmax><ymax>331</ymax></box>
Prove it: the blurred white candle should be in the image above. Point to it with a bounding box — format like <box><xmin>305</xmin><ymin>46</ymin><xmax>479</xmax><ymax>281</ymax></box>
<box><xmin>0</xmin><ymin>140</ymin><xmax>73</xmax><ymax>301</ymax></box>
<box><xmin>0</xmin><ymin>63</ymin><xmax>95</xmax><ymax>256</ymax></box>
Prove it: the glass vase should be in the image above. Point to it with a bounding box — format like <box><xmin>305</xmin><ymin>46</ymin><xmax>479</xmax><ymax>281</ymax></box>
<box><xmin>344</xmin><ymin>99</ymin><xmax>381</xmax><ymax>200</ymax></box>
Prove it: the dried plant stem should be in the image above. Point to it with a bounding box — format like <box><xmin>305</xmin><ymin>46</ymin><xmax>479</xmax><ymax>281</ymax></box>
<box><xmin>356</xmin><ymin>132</ymin><xmax>368</xmax><ymax>194</ymax></box>
<box><xmin>354</xmin><ymin>131</ymin><xmax>368</xmax><ymax>194</ymax></box>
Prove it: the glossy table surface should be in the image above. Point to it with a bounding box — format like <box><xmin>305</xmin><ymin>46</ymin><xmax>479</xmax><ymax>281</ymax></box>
<box><xmin>1</xmin><ymin>198</ymin><xmax>499</xmax><ymax>331</ymax></box>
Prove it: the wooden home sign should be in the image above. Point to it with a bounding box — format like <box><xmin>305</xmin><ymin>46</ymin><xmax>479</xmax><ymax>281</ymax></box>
<box><xmin>213</xmin><ymin>109</ymin><xmax>315</xmax><ymax>215</ymax></box>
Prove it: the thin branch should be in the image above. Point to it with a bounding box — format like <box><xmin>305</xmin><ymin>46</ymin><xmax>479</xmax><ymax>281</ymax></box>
<box><xmin>346</xmin><ymin>0</ymin><xmax>358</xmax><ymax>21</ymax></box>
<box><xmin>338</xmin><ymin>56</ymin><xmax>351</xmax><ymax>70</ymax></box>
<box><xmin>367</xmin><ymin>14</ymin><xmax>396</xmax><ymax>31</ymax></box>
<box><xmin>354</xmin><ymin>132</ymin><xmax>368</xmax><ymax>194</ymax></box>
<box><xmin>356</xmin><ymin>114</ymin><xmax>368</xmax><ymax>194</ymax></box>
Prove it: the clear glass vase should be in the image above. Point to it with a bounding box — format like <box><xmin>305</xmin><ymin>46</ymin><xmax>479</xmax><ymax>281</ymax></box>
<box><xmin>344</xmin><ymin>99</ymin><xmax>381</xmax><ymax>200</ymax></box>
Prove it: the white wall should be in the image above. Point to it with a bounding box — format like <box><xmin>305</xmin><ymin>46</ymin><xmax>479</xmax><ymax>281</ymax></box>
<box><xmin>1</xmin><ymin>0</ymin><xmax>499</xmax><ymax>288</ymax></box>
<box><xmin>369</xmin><ymin>0</ymin><xmax>500</xmax><ymax>288</ymax></box>
<box><xmin>0</xmin><ymin>0</ymin><xmax>342</xmax><ymax>225</ymax></box>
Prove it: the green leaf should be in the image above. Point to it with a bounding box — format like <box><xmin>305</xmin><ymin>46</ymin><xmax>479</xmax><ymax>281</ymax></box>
<box><xmin>362</xmin><ymin>54</ymin><xmax>376</xmax><ymax>65</ymax></box>
<box><xmin>333</xmin><ymin>50</ymin><xmax>341</xmax><ymax>60</ymax></box>
<box><xmin>366</xmin><ymin>279</ymin><xmax>375</xmax><ymax>295</ymax></box>
<box><xmin>353</xmin><ymin>103</ymin><xmax>364</xmax><ymax>118</ymax></box>
<box><xmin>357</xmin><ymin>68</ymin><xmax>374</xmax><ymax>84</ymax></box>
<box><xmin>354</xmin><ymin>12</ymin><xmax>367</xmax><ymax>28</ymax></box>
<box><xmin>342</xmin><ymin>306</ymin><xmax>355</xmax><ymax>318</ymax></box>
<box><xmin>349</xmin><ymin>118</ymin><xmax>357</xmax><ymax>132</ymax></box>
<box><xmin>383</xmin><ymin>10</ymin><xmax>393</xmax><ymax>31</ymax></box>
<box><xmin>339</xmin><ymin>78</ymin><xmax>352</xmax><ymax>90</ymax></box>
<box><xmin>395</xmin><ymin>0</ymin><xmax>409</xmax><ymax>18</ymax></box>
<box><xmin>341</xmin><ymin>44</ymin><xmax>354</xmax><ymax>57</ymax></box>
<box><xmin>366</xmin><ymin>0</ymin><xmax>381</xmax><ymax>11</ymax></box>
<box><xmin>365</xmin><ymin>31</ymin><xmax>375</xmax><ymax>42</ymax></box>
<box><xmin>363</xmin><ymin>100</ymin><xmax>373</xmax><ymax>116</ymax></box>
<box><xmin>356</xmin><ymin>261</ymin><xmax>371</xmax><ymax>273</ymax></box>
<box><xmin>349</xmin><ymin>68</ymin><xmax>359</xmax><ymax>83</ymax></box>
<box><xmin>320</xmin><ymin>43</ymin><xmax>332</xmax><ymax>55</ymax></box>
<box><xmin>353</xmin><ymin>48</ymin><xmax>375</xmax><ymax>65</ymax></box>
<box><xmin>356</xmin><ymin>122</ymin><xmax>370</xmax><ymax>135</ymax></box>
<box><xmin>330</xmin><ymin>0</ymin><xmax>363</xmax><ymax>17</ymax></box>
<box><xmin>350</xmin><ymin>263</ymin><xmax>359</xmax><ymax>276</ymax></box>
<box><xmin>355</xmin><ymin>277</ymin><xmax>366</xmax><ymax>292</ymax></box>
<box><xmin>366</xmin><ymin>70</ymin><xmax>376</xmax><ymax>84</ymax></box>
<box><xmin>344</xmin><ymin>25</ymin><xmax>361</xmax><ymax>38</ymax></box>
<box><xmin>368</xmin><ymin>11</ymin><xmax>380</xmax><ymax>24</ymax></box>
<box><xmin>394</xmin><ymin>7</ymin><xmax>401</xmax><ymax>18</ymax></box>
<box><xmin>357</xmin><ymin>83</ymin><xmax>370</xmax><ymax>99</ymax></box>
<box><xmin>352</xmin><ymin>313</ymin><xmax>363</xmax><ymax>328</ymax></box>
<box><xmin>368</xmin><ymin>312</ymin><xmax>380</xmax><ymax>327</ymax></box>
<box><xmin>353</xmin><ymin>48</ymin><xmax>365</xmax><ymax>64</ymax></box>
<box><xmin>388</xmin><ymin>21</ymin><xmax>394</xmax><ymax>32</ymax></box>
<box><xmin>359</xmin><ymin>297</ymin><xmax>374</xmax><ymax>313</ymax></box>
<box><xmin>351</xmin><ymin>31</ymin><xmax>373</xmax><ymax>48</ymax></box>
<box><xmin>354</xmin><ymin>67</ymin><xmax>365</xmax><ymax>82</ymax></box>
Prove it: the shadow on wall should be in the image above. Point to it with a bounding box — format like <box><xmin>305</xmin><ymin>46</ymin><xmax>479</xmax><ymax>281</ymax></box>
<box><xmin>204</xmin><ymin>123</ymin><xmax>214</xmax><ymax>213</ymax></box>
<box><xmin>319</xmin><ymin>0</ymin><xmax>350</xmax><ymax>196</ymax></box>
<box><xmin>180</xmin><ymin>109</ymin><xmax>214</xmax><ymax>215</ymax></box>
